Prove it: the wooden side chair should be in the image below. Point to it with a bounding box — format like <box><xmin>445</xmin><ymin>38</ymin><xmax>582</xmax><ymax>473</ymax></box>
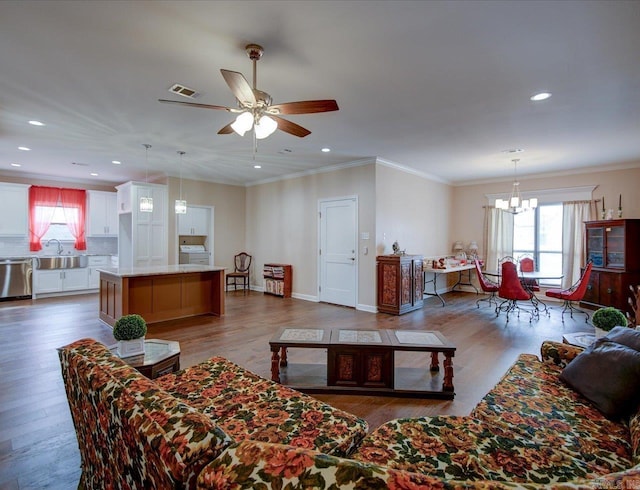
<box><xmin>226</xmin><ymin>252</ymin><xmax>252</xmax><ymax>293</ymax></box>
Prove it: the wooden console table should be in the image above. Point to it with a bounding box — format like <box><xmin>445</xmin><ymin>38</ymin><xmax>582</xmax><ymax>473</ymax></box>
<box><xmin>269</xmin><ymin>327</ymin><xmax>456</xmax><ymax>399</ymax></box>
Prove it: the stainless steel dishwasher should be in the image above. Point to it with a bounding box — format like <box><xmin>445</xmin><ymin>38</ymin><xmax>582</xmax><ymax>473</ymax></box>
<box><xmin>0</xmin><ymin>257</ymin><xmax>33</xmax><ymax>300</ymax></box>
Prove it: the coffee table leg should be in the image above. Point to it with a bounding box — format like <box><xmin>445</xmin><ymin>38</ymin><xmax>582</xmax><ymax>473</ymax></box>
<box><xmin>430</xmin><ymin>352</ymin><xmax>439</xmax><ymax>372</ymax></box>
<box><xmin>280</xmin><ymin>347</ymin><xmax>288</xmax><ymax>366</ymax></box>
<box><xmin>271</xmin><ymin>348</ymin><xmax>281</xmax><ymax>382</ymax></box>
<box><xmin>443</xmin><ymin>353</ymin><xmax>454</xmax><ymax>392</ymax></box>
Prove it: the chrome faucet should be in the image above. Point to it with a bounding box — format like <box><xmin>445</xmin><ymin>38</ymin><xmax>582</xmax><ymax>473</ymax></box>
<box><xmin>46</xmin><ymin>238</ymin><xmax>64</xmax><ymax>255</ymax></box>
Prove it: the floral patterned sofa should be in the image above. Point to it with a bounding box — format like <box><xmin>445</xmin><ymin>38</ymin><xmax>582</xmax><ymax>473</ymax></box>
<box><xmin>60</xmin><ymin>337</ymin><xmax>640</xmax><ymax>489</ymax></box>
<box><xmin>196</xmin><ymin>340</ymin><xmax>640</xmax><ymax>489</ymax></box>
<box><xmin>58</xmin><ymin>338</ymin><xmax>368</xmax><ymax>489</ymax></box>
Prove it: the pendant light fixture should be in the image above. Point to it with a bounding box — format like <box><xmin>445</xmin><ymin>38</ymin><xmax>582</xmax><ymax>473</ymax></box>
<box><xmin>139</xmin><ymin>144</ymin><xmax>153</xmax><ymax>213</ymax></box>
<box><xmin>495</xmin><ymin>159</ymin><xmax>538</xmax><ymax>214</ymax></box>
<box><xmin>175</xmin><ymin>150</ymin><xmax>187</xmax><ymax>214</ymax></box>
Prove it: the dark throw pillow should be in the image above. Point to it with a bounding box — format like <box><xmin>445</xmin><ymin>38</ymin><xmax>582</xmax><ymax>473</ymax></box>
<box><xmin>560</xmin><ymin>340</ymin><xmax>640</xmax><ymax>419</ymax></box>
<box><xmin>603</xmin><ymin>326</ymin><xmax>640</xmax><ymax>351</ymax></box>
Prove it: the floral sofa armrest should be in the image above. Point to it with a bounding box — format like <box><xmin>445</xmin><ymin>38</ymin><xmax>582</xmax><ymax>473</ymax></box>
<box><xmin>540</xmin><ymin>340</ymin><xmax>584</xmax><ymax>369</ymax></box>
<box><xmin>59</xmin><ymin>339</ymin><xmax>233</xmax><ymax>489</ymax></box>
<box><xmin>196</xmin><ymin>440</ymin><xmax>563</xmax><ymax>489</ymax></box>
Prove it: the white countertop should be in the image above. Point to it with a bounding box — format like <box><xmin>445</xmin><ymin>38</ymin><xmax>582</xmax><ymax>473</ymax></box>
<box><xmin>97</xmin><ymin>264</ymin><xmax>226</xmax><ymax>278</ymax></box>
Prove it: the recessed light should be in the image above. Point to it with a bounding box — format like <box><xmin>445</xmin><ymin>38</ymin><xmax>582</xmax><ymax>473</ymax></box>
<box><xmin>321</xmin><ymin>148</ymin><xmax>331</xmax><ymax>153</ymax></box>
<box><xmin>530</xmin><ymin>92</ymin><xmax>551</xmax><ymax>101</ymax></box>
<box><xmin>90</xmin><ymin>172</ymin><xmax>99</xmax><ymax>176</ymax></box>
<box><xmin>112</xmin><ymin>160</ymin><xmax>121</xmax><ymax>165</ymax></box>
<box><xmin>18</xmin><ymin>146</ymin><xmax>31</xmax><ymax>151</ymax></box>
<box><xmin>28</xmin><ymin>120</ymin><xmax>45</xmax><ymax>126</ymax></box>
<box><xmin>11</xmin><ymin>163</ymin><xmax>21</xmax><ymax>167</ymax></box>
<box><xmin>253</xmin><ymin>165</ymin><xmax>262</xmax><ymax>169</ymax></box>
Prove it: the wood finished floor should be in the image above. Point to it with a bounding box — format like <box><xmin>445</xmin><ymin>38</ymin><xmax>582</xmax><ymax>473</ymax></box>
<box><xmin>0</xmin><ymin>290</ymin><xmax>593</xmax><ymax>489</ymax></box>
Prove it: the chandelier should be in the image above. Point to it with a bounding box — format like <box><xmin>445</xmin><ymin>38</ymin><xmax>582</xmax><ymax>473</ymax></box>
<box><xmin>495</xmin><ymin>159</ymin><xmax>538</xmax><ymax>213</ymax></box>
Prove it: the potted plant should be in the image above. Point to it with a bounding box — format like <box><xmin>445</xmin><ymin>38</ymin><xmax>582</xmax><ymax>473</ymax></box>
<box><xmin>592</xmin><ymin>306</ymin><xmax>628</xmax><ymax>339</ymax></box>
<box><xmin>113</xmin><ymin>314</ymin><xmax>147</xmax><ymax>357</ymax></box>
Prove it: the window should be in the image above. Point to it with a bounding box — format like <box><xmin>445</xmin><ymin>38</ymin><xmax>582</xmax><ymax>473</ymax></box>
<box><xmin>28</xmin><ymin>186</ymin><xmax>87</xmax><ymax>251</ymax></box>
<box><xmin>40</xmin><ymin>205</ymin><xmax>77</xmax><ymax>242</ymax></box>
<box><xmin>513</xmin><ymin>203</ymin><xmax>563</xmax><ymax>286</ymax></box>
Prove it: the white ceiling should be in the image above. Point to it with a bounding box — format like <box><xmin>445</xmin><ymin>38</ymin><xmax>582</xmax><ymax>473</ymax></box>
<box><xmin>1</xmin><ymin>0</ymin><xmax>639</xmax><ymax>188</ymax></box>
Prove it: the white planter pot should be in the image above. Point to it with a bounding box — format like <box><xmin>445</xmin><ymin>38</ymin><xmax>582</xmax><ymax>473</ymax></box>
<box><xmin>594</xmin><ymin>327</ymin><xmax>609</xmax><ymax>340</ymax></box>
<box><xmin>117</xmin><ymin>338</ymin><xmax>145</xmax><ymax>358</ymax></box>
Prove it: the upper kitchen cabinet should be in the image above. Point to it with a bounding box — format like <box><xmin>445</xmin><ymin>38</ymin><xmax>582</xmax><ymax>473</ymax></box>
<box><xmin>116</xmin><ymin>182</ymin><xmax>168</xmax><ymax>268</ymax></box>
<box><xmin>87</xmin><ymin>191</ymin><xmax>118</xmax><ymax>236</ymax></box>
<box><xmin>0</xmin><ymin>183</ymin><xmax>29</xmax><ymax>236</ymax></box>
<box><xmin>178</xmin><ymin>206</ymin><xmax>210</xmax><ymax>236</ymax></box>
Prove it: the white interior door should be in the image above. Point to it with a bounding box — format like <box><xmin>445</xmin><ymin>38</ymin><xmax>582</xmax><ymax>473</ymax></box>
<box><xmin>319</xmin><ymin>197</ymin><xmax>357</xmax><ymax>307</ymax></box>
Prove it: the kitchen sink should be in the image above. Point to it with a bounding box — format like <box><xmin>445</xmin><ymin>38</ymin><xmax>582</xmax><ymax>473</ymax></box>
<box><xmin>35</xmin><ymin>255</ymin><xmax>89</xmax><ymax>270</ymax></box>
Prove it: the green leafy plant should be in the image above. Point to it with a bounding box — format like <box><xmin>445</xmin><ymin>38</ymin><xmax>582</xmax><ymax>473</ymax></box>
<box><xmin>592</xmin><ymin>307</ymin><xmax>628</xmax><ymax>332</ymax></box>
<box><xmin>113</xmin><ymin>314</ymin><xmax>147</xmax><ymax>341</ymax></box>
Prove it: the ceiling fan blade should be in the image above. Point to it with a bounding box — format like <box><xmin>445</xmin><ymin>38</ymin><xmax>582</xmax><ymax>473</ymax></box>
<box><xmin>220</xmin><ymin>69</ymin><xmax>256</xmax><ymax>106</ymax></box>
<box><xmin>268</xmin><ymin>100</ymin><xmax>339</xmax><ymax>115</ymax></box>
<box><xmin>272</xmin><ymin>115</ymin><xmax>312</xmax><ymax>138</ymax></box>
<box><xmin>158</xmin><ymin>99</ymin><xmax>231</xmax><ymax>111</ymax></box>
<box><xmin>217</xmin><ymin>122</ymin><xmax>235</xmax><ymax>135</ymax></box>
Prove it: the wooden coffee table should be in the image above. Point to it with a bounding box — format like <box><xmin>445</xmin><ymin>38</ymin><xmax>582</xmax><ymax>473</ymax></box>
<box><xmin>110</xmin><ymin>339</ymin><xmax>180</xmax><ymax>379</ymax></box>
<box><xmin>269</xmin><ymin>327</ymin><xmax>455</xmax><ymax>399</ymax></box>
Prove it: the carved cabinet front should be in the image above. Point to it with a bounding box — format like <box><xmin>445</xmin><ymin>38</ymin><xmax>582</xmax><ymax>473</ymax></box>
<box><xmin>377</xmin><ymin>254</ymin><xmax>424</xmax><ymax>315</ymax></box>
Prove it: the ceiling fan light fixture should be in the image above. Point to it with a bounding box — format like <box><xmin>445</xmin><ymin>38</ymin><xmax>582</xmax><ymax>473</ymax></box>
<box><xmin>254</xmin><ymin>115</ymin><xmax>277</xmax><ymax>139</ymax></box>
<box><xmin>231</xmin><ymin>112</ymin><xmax>253</xmax><ymax>136</ymax></box>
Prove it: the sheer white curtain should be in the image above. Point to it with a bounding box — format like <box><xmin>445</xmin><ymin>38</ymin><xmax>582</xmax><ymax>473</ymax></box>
<box><xmin>562</xmin><ymin>200</ymin><xmax>593</xmax><ymax>288</ymax></box>
<box><xmin>483</xmin><ymin>207</ymin><xmax>514</xmax><ymax>273</ymax></box>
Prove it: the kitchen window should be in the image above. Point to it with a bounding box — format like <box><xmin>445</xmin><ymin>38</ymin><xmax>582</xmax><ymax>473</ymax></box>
<box><xmin>29</xmin><ymin>186</ymin><xmax>87</xmax><ymax>251</ymax></box>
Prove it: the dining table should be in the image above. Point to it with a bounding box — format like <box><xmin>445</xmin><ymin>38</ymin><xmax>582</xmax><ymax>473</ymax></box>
<box><xmin>484</xmin><ymin>270</ymin><xmax>564</xmax><ymax>315</ymax></box>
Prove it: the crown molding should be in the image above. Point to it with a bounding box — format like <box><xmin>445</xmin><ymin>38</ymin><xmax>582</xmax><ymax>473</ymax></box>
<box><xmin>245</xmin><ymin>157</ymin><xmax>376</xmax><ymax>187</ymax></box>
<box><xmin>375</xmin><ymin>158</ymin><xmax>451</xmax><ymax>184</ymax></box>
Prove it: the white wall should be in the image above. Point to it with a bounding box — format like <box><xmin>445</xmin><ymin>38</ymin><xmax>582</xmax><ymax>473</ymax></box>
<box><xmin>246</xmin><ymin>163</ymin><xmax>377</xmax><ymax>309</ymax></box>
<box><xmin>375</xmin><ymin>163</ymin><xmax>453</xmax><ymax>259</ymax></box>
<box><xmin>450</xmin><ymin>163</ymin><xmax>640</xmax><ymax>259</ymax></box>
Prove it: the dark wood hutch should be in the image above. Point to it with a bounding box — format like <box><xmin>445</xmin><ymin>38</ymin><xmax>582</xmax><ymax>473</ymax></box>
<box><xmin>580</xmin><ymin>219</ymin><xmax>640</xmax><ymax>313</ymax></box>
<box><xmin>377</xmin><ymin>254</ymin><xmax>424</xmax><ymax>315</ymax></box>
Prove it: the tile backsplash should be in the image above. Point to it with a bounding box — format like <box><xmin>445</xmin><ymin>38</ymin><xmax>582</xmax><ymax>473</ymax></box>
<box><xmin>0</xmin><ymin>236</ymin><xmax>117</xmax><ymax>257</ymax></box>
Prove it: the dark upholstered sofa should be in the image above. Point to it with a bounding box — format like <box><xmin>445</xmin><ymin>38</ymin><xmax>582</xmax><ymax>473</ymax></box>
<box><xmin>60</xmin><ymin>336</ymin><xmax>640</xmax><ymax>489</ymax></box>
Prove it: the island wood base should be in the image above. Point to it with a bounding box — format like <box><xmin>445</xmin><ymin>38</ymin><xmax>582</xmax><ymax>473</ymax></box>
<box><xmin>99</xmin><ymin>269</ymin><xmax>225</xmax><ymax>326</ymax></box>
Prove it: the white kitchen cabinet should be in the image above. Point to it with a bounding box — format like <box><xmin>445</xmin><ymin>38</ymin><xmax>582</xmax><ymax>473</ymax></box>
<box><xmin>87</xmin><ymin>191</ymin><xmax>118</xmax><ymax>236</ymax></box>
<box><xmin>34</xmin><ymin>268</ymin><xmax>89</xmax><ymax>294</ymax></box>
<box><xmin>178</xmin><ymin>206</ymin><xmax>209</xmax><ymax>236</ymax></box>
<box><xmin>0</xmin><ymin>182</ymin><xmax>29</xmax><ymax>236</ymax></box>
<box><xmin>116</xmin><ymin>182</ymin><xmax>168</xmax><ymax>268</ymax></box>
<box><xmin>88</xmin><ymin>255</ymin><xmax>110</xmax><ymax>289</ymax></box>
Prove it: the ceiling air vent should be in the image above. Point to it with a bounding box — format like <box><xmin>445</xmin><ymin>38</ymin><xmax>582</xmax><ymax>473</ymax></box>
<box><xmin>169</xmin><ymin>83</ymin><xmax>199</xmax><ymax>99</ymax></box>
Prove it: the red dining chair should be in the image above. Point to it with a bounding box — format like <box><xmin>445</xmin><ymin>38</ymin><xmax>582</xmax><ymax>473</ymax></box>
<box><xmin>545</xmin><ymin>261</ymin><xmax>593</xmax><ymax>323</ymax></box>
<box><xmin>474</xmin><ymin>258</ymin><xmax>499</xmax><ymax>310</ymax></box>
<box><xmin>519</xmin><ymin>255</ymin><xmax>540</xmax><ymax>291</ymax></box>
<box><xmin>498</xmin><ymin>260</ymin><xmax>536</xmax><ymax>323</ymax></box>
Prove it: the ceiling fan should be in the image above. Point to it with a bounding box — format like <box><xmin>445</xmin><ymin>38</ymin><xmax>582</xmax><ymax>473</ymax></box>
<box><xmin>159</xmin><ymin>43</ymin><xmax>339</xmax><ymax>139</ymax></box>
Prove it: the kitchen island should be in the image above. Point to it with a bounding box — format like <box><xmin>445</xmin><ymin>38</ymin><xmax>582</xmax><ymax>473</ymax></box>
<box><xmin>98</xmin><ymin>264</ymin><xmax>226</xmax><ymax>326</ymax></box>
